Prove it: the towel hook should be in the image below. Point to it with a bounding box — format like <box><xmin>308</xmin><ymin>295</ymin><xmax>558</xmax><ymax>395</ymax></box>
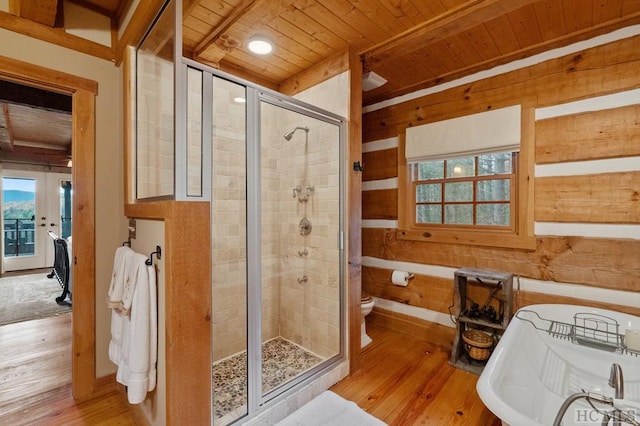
<box><xmin>146</xmin><ymin>245</ymin><xmax>162</xmax><ymax>266</ymax></box>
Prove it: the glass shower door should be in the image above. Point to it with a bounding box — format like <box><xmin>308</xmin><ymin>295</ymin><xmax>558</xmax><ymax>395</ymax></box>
<box><xmin>259</xmin><ymin>100</ymin><xmax>342</xmax><ymax>397</ymax></box>
<box><xmin>210</xmin><ymin>75</ymin><xmax>248</xmax><ymax>425</ymax></box>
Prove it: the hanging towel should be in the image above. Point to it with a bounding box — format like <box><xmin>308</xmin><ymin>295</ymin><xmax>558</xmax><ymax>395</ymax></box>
<box><xmin>120</xmin><ymin>251</ymin><xmax>148</xmax><ymax>314</ymax></box>
<box><xmin>108</xmin><ymin>249</ymin><xmax>158</xmax><ymax>404</ymax></box>
<box><xmin>107</xmin><ymin>246</ymin><xmax>133</xmax><ymax>310</ymax></box>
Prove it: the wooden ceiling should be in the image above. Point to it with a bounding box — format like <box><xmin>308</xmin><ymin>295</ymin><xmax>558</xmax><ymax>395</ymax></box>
<box><xmin>183</xmin><ymin>0</ymin><xmax>640</xmax><ymax>105</ymax></box>
<box><xmin>0</xmin><ymin>80</ymin><xmax>71</xmax><ymax>168</ymax></box>
<box><xmin>1</xmin><ymin>0</ymin><xmax>637</xmax><ymax>167</ymax></box>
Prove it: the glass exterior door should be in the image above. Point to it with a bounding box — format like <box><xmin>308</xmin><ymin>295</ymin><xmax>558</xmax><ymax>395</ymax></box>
<box><xmin>2</xmin><ymin>171</ymin><xmax>71</xmax><ymax>272</ymax></box>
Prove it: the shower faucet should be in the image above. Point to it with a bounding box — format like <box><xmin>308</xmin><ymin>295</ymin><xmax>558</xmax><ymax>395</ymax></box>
<box><xmin>283</xmin><ymin>126</ymin><xmax>309</xmax><ymax>141</ymax></box>
<box><xmin>292</xmin><ymin>185</ymin><xmax>314</xmax><ymax>202</ymax></box>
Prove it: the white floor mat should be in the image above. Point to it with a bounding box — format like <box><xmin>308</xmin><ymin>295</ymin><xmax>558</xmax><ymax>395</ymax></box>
<box><xmin>276</xmin><ymin>391</ymin><xmax>387</xmax><ymax>426</ymax></box>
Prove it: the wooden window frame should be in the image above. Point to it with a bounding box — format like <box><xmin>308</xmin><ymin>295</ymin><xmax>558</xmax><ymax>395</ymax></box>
<box><xmin>397</xmin><ymin>107</ymin><xmax>535</xmax><ymax>250</ymax></box>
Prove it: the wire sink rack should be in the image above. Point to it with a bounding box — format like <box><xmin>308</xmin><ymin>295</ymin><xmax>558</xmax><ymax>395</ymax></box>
<box><xmin>515</xmin><ymin>310</ymin><xmax>640</xmax><ymax>357</ymax></box>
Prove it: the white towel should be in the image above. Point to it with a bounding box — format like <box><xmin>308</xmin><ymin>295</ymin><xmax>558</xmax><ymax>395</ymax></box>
<box><xmin>121</xmin><ymin>251</ymin><xmax>148</xmax><ymax>313</ymax></box>
<box><xmin>107</xmin><ymin>246</ymin><xmax>133</xmax><ymax>310</ymax></box>
<box><xmin>109</xmin><ymin>249</ymin><xmax>158</xmax><ymax>404</ymax></box>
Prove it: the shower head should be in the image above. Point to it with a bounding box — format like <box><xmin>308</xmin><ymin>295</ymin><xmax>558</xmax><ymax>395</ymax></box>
<box><xmin>283</xmin><ymin>126</ymin><xmax>309</xmax><ymax>141</ymax></box>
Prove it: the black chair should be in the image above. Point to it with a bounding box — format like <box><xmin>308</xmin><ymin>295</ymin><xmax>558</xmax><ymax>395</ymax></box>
<box><xmin>47</xmin><ymin>231</ymin><xmax>71</xmax><ymax>306</ymax></box>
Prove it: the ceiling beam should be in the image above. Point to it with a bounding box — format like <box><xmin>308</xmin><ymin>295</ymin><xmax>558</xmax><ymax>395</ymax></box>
<box><xmin>17</xmin><ymin>0</ymin><xmax>59</xmax><ymax>27</ymax></box>
<box><xmin>0</xmin><ymin>103</ymin><xmax>14</xmax><ymax>152</ymax></box>
<box><xmin>193</xmin><ymin>0</ymin><xmax>257</xmax><ymax>63</ymax></box>
<box><xmin>0</xmin><ymin>10</ymin><xmax>114</xmax><ymax>61</ymax></box>
<box><xmin>0</xmin><ymin>144</ymin><xmax>68</xmax><ymax>167</ymax></box>
<box><xmin>361</xmin><ymin>0</ymin><xmax>540</xmax><ymax>69</ymax></box>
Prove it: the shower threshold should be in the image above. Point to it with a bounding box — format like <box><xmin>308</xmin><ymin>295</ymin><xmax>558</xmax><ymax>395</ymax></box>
<box><xmin>213</xmin><ymin>337</ymin><xmax>324</xmax><ymax>422</ymax></box>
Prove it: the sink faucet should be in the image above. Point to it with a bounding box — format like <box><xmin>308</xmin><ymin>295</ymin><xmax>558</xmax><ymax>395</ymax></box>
<box><xmin>609</xmin><ymin>363</ymin><xmax>624</xmax><ymax>399</ymax></box>
<box><xmin>608</xmin><ymin>363</ymin><xmax>624</xmax><ymax>426</ymax></box>
<box><xmin>554</xmin><ymin>364</ymin><xmax>638</xmax><ymax>426</ymax></box>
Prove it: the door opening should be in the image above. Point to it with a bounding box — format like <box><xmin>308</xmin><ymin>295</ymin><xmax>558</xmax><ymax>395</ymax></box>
<box><xmin>0</xmin><ymin>54</ymin><xmax>97</xmax><ymax>400</ymax></box>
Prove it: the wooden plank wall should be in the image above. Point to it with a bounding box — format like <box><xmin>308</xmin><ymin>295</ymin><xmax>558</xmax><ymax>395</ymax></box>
<box><xmin>361</xmin><ymin>33</ymin><xmax>640</xmax><ymax>342</ymax></box>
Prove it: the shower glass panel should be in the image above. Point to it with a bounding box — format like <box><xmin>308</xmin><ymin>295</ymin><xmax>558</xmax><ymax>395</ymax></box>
<box><xmin>260</xmin><ymin>101</ymin><xmax>342</xmax><ymax>397</ymax></box>
<box><xmin>186</xmin><ymin>67</ymin><xmax>203</xmax><ymax>197</ymax></box>
<box><xmin>210</xmin><ymin>76</ymin><xmax>248</xmax><ymax>425</ymax></box>
<box><xmin>135</xmin><ymin>0</ymin><xmax>175</xmax><ymax>199</ymax></box>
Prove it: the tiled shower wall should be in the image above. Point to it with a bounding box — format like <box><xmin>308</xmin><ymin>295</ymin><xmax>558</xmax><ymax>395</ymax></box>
<box><xmin>276</xmin><ymin>114</ymin><xmax>341</xmax><ymax>359</ymax></box>
<box><xmin>136</xmin><ymin>50</ymin><xmax>174</xmax><ymax>199</ymax></box>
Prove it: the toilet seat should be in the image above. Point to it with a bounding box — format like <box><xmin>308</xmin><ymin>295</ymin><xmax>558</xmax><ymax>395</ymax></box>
<box><xmin>361</xmin><ymin>292</ymin><xmax>373</xmax><ymax>304</ymax></box>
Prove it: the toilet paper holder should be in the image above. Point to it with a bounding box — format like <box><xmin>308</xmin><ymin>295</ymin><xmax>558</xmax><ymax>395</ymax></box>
<box><xmin>391</xmin><ymin>270</ymin><xmax>415</xmax><ymax>286</ymax></box>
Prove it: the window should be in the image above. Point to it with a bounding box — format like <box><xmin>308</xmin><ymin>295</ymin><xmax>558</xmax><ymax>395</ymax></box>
<box><xmin>397</xmin><ymin>105</ymin><xmax>534</xmax><ymax>249</ymax></box>
<box><xmin>412</xmin><ymin>152</ymin><xmax>516</xmax><ymax>229</ymax></box>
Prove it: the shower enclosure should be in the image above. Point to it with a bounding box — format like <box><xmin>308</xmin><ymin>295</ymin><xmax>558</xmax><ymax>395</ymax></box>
<box><xmin>134</xmin><ymin>2</ymin><xmax>346</xmax><ymax>422</ymax></box>
<box><xmin>186</xmin><ymin>67</ymin><xmax>345</xmax><ymax>425</ymax></box>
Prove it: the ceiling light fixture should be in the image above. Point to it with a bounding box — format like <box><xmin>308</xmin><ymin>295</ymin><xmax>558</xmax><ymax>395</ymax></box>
<box><xmin>247</xmin><ymin>36</ymin><xmax>273</xmax><ymax>55</ymax></box>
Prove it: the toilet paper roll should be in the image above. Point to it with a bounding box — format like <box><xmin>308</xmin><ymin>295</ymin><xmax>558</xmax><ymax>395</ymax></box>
<box><xmin>391</xmin><ymin>270</ymin><xmax>410</xmax><ymax>287</ymax></box>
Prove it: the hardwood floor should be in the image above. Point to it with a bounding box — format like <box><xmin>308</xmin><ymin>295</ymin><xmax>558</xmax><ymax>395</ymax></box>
<box><xmin>0</xmin><ymin>313</ymin><xmax>135</xmax><ymax>425</ymax></box>
<box><xmin>331</xmin><ymin>323</ymin><xmax>501</xmax><ymax>426</ymax></box>
<box><xmin>0</xmin><ymin>314</ymin><xmax>499</xmax><ymax>425</ymax></box>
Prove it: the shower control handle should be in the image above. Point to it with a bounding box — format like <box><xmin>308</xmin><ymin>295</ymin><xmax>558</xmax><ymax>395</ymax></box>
<box><xmin>297</xmin><ymin>275</ymin><xmax>308</xmax><ymax>284</ymax></box>
<box><xmin>298</xmin><ymin>248</ymin><xmax>308</xmax><ymax>257</ymax></box>
<box><xmin>299</xmin><ymin>218</ymin><xmax>312</xmax><ymax>235</ymax></box>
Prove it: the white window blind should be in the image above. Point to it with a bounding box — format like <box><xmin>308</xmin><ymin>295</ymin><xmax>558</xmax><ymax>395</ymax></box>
<box><xmin>405</xmin><ymin>105</ymin><xmax>521</xmax><ymax>162</ymax></box>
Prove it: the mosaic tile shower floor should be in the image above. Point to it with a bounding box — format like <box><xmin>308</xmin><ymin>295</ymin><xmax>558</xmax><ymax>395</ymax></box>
<box><xmin>213</xmin><ymin>337</ymin><xmax>322</xmax><ymax>420</ymax></box>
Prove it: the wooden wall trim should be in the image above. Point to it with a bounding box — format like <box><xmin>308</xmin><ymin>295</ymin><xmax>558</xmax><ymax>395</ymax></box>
<box><xmin>362</xmin><ymin>147</ymin><xmax>398</xmax><ymax>181</ymax></box>
<box><xmin>0</xmin><ymin>54</ymin><xmax>97</xmax><ymax>94</ymax></box>
<box><xmin>362</xmin><ymin>189</ymin><xmax>397</xmax><ymax>220</ymax></box>
<box><xmin>347</xmin><ymin>47</ymin><xmax>363</xmax><ymax>374</ymax></box>
<box><xmin>115</xmin><ymin>0</ymin><xmax>165</xmax><ymax>65</ymax></box>
<box><xmin>71</xmin><ymin>88</ymin><xmax>97</xmax><ymax>401</ymax></box>
<box><xmin>535</xmin><ymin>171</ymin><xmax>640</xmax><ymax>223</ymax></box>
<box><xmin>363</xmin><ymin>228</ymin><xmax>640</xmax><ymax>292</ymax></box>
<box><xmin>364</xmin><ymin>265</ymin><xmax>640</xmax><ymax>319</ymax></box>
<box><xmin>535</xmin><ymin>104</ymin><xmax>640</xmax><ymax>164</ymax></box>
<box><xmin>164</xmin><ymin>202</ymin><xmax>211</xmax><ymax>425</ymax></box>
<box><xmin>0</xmin><ymin>10</ymin><xmax>114</xmax><ymax>62</ymax></box>
<box><xmin>125</xmin><ymin>201</ymin><xmax>212</xmax><ymax>425</ymax></box>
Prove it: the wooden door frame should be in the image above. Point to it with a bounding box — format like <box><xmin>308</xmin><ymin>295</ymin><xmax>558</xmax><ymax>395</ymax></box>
<box><xmin>0</xmin><ymin>55</ymin><xmax>97</xmax><ymax>401</ymax></box>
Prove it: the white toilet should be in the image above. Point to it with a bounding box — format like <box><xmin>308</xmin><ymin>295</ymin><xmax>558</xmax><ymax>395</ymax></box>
<box><xmin>360</xmin><ymin>292</ymin><xmax>375</xmax><ymax>348</ymax></box>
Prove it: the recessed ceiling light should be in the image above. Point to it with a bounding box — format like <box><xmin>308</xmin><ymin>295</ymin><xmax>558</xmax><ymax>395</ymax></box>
<box><xmin>247</xmin><ymin>36</ymin><xmax>273</xmax><ymax>55</ymax></box>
